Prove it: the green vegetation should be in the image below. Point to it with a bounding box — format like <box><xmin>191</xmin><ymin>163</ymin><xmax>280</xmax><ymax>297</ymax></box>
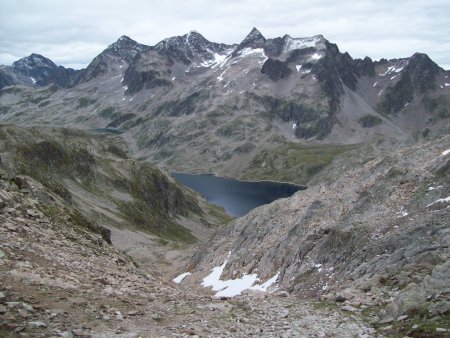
<box><xmin>0</xmin><ymin>125</ymin><xmax>226</xmax><ymax>245</ymax></box>
<box><xmin>106</xmin><ymin>113</ymin><xmax>136</xmax><ymax>128</ymax></box>
<box><xmin>105</xmin><ymin>144</ymin><xmax>128</xmax><ymax>158</ymax></box>
<box><xmin>77</xmin><ymin>96</ymin><xmax>96</xmax><ymax>108</ymax></box>
<box><xmin>372</xmin><ymin>314</ymin><xmax>450</xmax><ymax>337</ymax></box>
<box><xmin>98</xmin><ymin>106</ymin><xmax>116</xmax><ymax>118</ymax></box>
<box><xmin>378</xmin><ymin>73</ymin><xmax>414</xmax><ymax>115</ymax></box>
<box><xmin>16</xmin><ymin>139</ymin><xmax>96</xmax><ymax>183</ymax></box>
<box><xmin>248</xmin><ymin>93</ymin><xmax>333</xmax><ymax>139</ymax></box>
<box><xmin>116</xmin><ymin>162</ymin><xmax>201</xmax><ymax>242</ymax></box>
<box><xmin>38</xmin><ymin>100</ymin><xmax>51</xmax><ymax>107</ymax></box>
<box><xmin>358</xmin><ymin>114</ymin><xmax>383</xmax><ymax>128</ymax></box>
<box><xmin>241</xmin><ymin>142</ymin><xmax>355</xmax><ymax>184</ymax></box>
<box><xmin>31</xmin><ymin>95</ymin><xmax>50</xmax><ymax>104</ymax></box>
<box><xmin>154</xmin><ymin>91</ymin><xmax>209</xmax><ymax>117</ymax></box>
<box><xmin>423</xmin><ymin>95</ymin><xmax>450</xmax><ymax>119</ymax></box>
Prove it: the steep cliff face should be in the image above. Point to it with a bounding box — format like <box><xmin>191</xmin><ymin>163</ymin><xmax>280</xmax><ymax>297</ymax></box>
<box><xmin>187</xmin><ymin>135</ymin><xmax>450</xmax><ymax>324</ymax></box>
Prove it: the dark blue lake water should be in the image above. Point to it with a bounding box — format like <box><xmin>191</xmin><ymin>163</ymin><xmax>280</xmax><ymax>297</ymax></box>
<box><xmin>172</xmin><ymin>173</ymin><xmax>305</xmax><ymax>217</ymax></box>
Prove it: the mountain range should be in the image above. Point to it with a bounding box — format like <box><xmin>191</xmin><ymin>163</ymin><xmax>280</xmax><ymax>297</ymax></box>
<box><xmin>1</xmin><ymin>28</ymin><xmax>449</xmax><ymax>183</ymax></box>
<box><xmin>0</xmin><ymin>28</ymin><xmax>449</xmax><ymax>336</ymax></box>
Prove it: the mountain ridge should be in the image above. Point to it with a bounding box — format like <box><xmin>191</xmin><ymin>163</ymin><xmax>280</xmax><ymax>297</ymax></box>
<box><xmin>0</xmin><ymin>28</ymin><xmax>449</xmax><ymax>182</ymax></box>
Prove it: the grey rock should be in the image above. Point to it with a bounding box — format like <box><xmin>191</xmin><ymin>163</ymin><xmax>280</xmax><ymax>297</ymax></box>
<box><xmin>60</xmin><ymin>331</ymin><xmax>74</xmax><ymax>338</ymax></box>
<box><xmin>22</xmin><ymin>302</ymin><xmax>34</xmax><ymax>312</ymax></box>
<box><xmin>28</xmin><ymin>321</ymin><xmax>47</xmax><ymax>329</ymax></box>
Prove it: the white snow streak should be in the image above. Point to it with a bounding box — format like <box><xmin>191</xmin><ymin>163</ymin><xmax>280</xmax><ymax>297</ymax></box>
<box><xmin>373</xmin><ymin>82</ymin><xmax>378</xmax><ymax>87</ymax></box>
<box><xmin>173</xmin><ymin>272</ymin><xmax>191</xmax><ymax>283</ymax></box>
<box><xmin>201</xmin><ymin>52</ymin><xmax>230</xmax><ymax>68</ymax></box>
<box><xmin>238</xmin><ymin>48</ymin><xmax>265</xmax><ymax>58</ymax></box>
<box><xmin>426</xmin><ymin>196</ymin><xmax>450</xmax><ymax>208</ymax></box>
<box><xmin>296</xmin><ymin>65</ymin><xmax>302</xmax><ymax>73</ymax></box>
<box><xmin>217</xmin><ymin>70</ymin><xmax>226</xmax><ymax>82</ymax></box>
<box><xmin>310</xmin><ymin>53</ymin><xmax>322</xmax><ymax>60</ymax></box>
<box><xmin>441</xmin><ymin>149</ymin><xmax>450</xmax><ymax>156</ymax></box>
<box><xmin>396</xmin><ymin>208</ymin><xmax>408</xmax><ymax>217</ymax></box>
<box><xmin>249</xmin><ymin>272</ymin><xmax>280</xmax><ymax>292</ymax></box>
<box><xmin>30</xmin><ymin>77</ymin><xmax>36</xmax><ymax>84</ymax></box>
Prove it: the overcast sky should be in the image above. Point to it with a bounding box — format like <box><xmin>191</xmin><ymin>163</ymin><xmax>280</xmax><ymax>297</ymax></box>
<box><xmin>1</xmin><ymin>0</ymin><xmax>449</xmax><ymax>69</ymax></box>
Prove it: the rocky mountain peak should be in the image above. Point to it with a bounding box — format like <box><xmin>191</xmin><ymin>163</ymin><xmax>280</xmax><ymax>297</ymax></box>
<box><xmin>155</xmin><ymin>31</ymin><xmax>231</xmax><ymax>65</ymax></box>
<box><xmin>182</xmin><ymin>31</ymin><xmax>211</xmax><ymax>50</ymax></box>
<box><xmin>238</xmin><ymin>27</ymin><xmax>266</xmax><ymax>49</ymax></box>
<box><xmin>105</xmin><ymin>35</ymin><xmax>147</xmax><ymax>60</ymax></box>
<box><xmin>13</xmin><ymin>53</ymin><xmax>57</xmax><ymax>71</ymax></box>
<box><xmin>10</xmin><ymin>53</ymin><xmax>77</xmax><ymax>88</ymax></box>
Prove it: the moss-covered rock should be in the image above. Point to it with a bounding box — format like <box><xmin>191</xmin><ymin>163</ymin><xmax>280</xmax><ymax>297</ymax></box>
<box><xmin>358</xmin><ymin>114</ymin><xmax>383</xmax><ymax>128</ymax></box>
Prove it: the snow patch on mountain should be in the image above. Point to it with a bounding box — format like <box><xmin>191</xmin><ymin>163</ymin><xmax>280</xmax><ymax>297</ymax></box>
<box><xmin>173</xmin><ymin>272</ymin><xmax>191</xmax><ymax>283</ymax></box>
<box><xmin>237</xmin><ymin>48</ymin><xmax>266</xmax><ymax>58</ymax></box>
<box><xmin>283</xmin><ymin>35</ymin><xmax>322</xmax><ymax>53</ymax></box>
<box><xmin>201</xmin><ymin>253</ymin><xmax>280</xmax><ymax>297</ymax></box>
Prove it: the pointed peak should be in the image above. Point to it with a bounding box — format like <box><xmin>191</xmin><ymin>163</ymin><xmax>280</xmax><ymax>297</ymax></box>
<box><xmin>235</xmin><ymin>27</ymin><xmax>266</xmax><ymax>52</ymax></box>
<box><xmin>183</xmin><ymin>30</ymin><xmax>208</xmax><ymax>42</ymax></box>
<box><xmin>13</xmin><ymin>53</ymin><xmax>56</xmax><ymax>69</ymax></box>
<box><xmin>117</xmin><ymin>35</ymin><xmax>133</xmax><ymax>42</ymax></box>
<box><xmin>111</xmin><ymin>35</ymin><xmax>138</xmax><ymax>47</ymax></box>
<box><xmin>245</xmin><ymin>27</ymin><xmax>265</xmax><ymax>41</ymax></box>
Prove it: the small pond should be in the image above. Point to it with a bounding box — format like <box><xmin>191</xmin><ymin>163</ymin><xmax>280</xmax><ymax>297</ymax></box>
<box><xmin>172</xmin><ymin>173</ymin><xmax>305</xmax><ymax>217</ymax></box>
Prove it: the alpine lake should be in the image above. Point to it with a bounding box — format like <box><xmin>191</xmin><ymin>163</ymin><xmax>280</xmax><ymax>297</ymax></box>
<box><xmin>172</xmin><ymin>173</ymin><xmax>305</xmax><ymax>217</ymax></box>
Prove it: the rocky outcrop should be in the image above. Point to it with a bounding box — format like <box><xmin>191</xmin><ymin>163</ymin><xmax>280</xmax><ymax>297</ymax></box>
<box><xmin>0</xmin><ymin>164</ymin><xmax>378</xmax><ymax>337</ymax></box>
<box><xmin>261</xmin><ymin>58</ymin><xmax>292</xmax><ymax>81</ymax></box>
<box><xmin>378</xmin><ymin>53</ymin><xmax>442</xmax><ymax>114</ymax></box>
<box><xmin>0</xmin><ymin>54</ymin><xmax>78</xmax><ymax>89</ymax></box>
<box><xmin>189</xmin><ymin>135</ymin><xmax>450</xmax><ymax>330</ymax></box>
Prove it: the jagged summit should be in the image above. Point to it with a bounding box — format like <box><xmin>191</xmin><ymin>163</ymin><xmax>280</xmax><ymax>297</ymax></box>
<box><xmin>13</xmin><ymin>53</ymin><xmax>57</xmax><ymax>70</ymax></box>
<box><xmin>234</xmin><ymin>27</ymin><xmax>266</xmax><ymax>53</ymax></box>
<box><xmin>105</xmin><ymin>35</ymin><xmax>147</xmax><ymax>60</ymax></box>
<box><xmin>155</xmin><ymin>31</ymin><xmax>232</xmax><ymax>65</ymax></box>
<box><xmin>244</xmin><ymin>27</ymin><xmax>266</xmax><ymax>43</ymax></box>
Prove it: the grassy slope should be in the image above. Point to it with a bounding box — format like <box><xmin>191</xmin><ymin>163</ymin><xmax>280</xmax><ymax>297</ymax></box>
<box><xmin>0</xmin><ymin>124</ymin><xmax>229</xmax><ymax>243</ymax></box>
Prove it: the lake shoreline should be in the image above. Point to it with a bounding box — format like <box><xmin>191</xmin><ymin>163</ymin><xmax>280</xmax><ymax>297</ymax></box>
<box><xmin>171</xmin><ymin>172</ymin><xmax>305</xmax><ymax>217</ymax></box>
<box><xmin>171</xmin><ymin>171</ymin><xmax>308</xmax><ymax>190</ymax></box>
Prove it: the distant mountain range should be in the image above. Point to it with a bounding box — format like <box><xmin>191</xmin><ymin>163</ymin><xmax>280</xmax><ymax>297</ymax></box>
<box><xmin>1</xmin><ymin>28</ymin><xmax>449</xmax><ymax>181</ymax></box>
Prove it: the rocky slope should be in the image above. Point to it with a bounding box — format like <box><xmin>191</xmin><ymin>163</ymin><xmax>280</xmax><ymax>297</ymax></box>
<box><xmin>181</xmin><ymin>135</ymin><xmax>450</xmax><ymax>336</ymax></box>
<box><xmin>0</xmin><ymin>173</ymin><xmax>381</xmax><ymax>337</ymax></box>
<box><xmin>0</xmin><ymin>124</ymin><xmax>230</xmax><ymax>272</ymax></box>
<box><xmin>1</xmin><ymin>29</ymin><xmax>449</xmax><ymax>183</ymax></box>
